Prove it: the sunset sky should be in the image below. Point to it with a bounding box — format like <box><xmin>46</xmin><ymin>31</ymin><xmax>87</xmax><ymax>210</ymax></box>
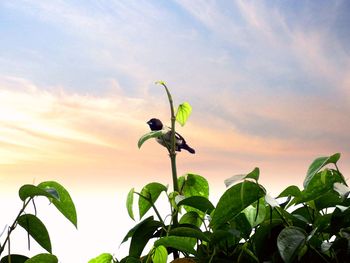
<box><xmin>1</xmin><ymin>1</ymin><xmax>350</xmax><ymax>262</ymax></box>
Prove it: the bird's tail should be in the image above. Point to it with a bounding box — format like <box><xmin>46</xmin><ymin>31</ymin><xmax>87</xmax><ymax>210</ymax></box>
<box><xmin>181</xmin><ymin>144</ymin><xmax>195</xmax><ymax>154</ymax></box>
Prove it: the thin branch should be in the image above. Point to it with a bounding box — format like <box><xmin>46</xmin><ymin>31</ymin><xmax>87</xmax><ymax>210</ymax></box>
<box><xmin>0</xmin><ymin>198</ymin><xmax>32</xmax><ymax>256</ymax></box>
<box><xmin>135</xmin><ymin>192</ymin><xmax>165</xmax><ymax>227</ymax></box>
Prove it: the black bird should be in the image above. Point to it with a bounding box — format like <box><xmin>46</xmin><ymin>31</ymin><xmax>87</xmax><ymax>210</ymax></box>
<box><xmin>147</xmin><ymin>118</ymin><xmax>195</xmax><ymax>154</ymax></box>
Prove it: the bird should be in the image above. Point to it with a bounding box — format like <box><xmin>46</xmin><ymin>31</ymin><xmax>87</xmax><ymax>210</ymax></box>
<box><xmin>146</xmin><ymin>118</ymin><xmax>195</xmax><ymax>154</ymax></box>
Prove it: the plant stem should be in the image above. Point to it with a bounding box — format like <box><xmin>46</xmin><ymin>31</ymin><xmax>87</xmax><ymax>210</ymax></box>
<box><xmin>160</xmin><ymin>82</ymin><xmax>179</xmax><ymax>192</ymax></box>
<box><xmin>0</xmin><ymin>198</ymin><xmax>32</xmax><ymax>256</ymax></box>
<box><xmin>160</xmin><ymin>82</ymin><xmax>179</xmax><ymax>259</ymax></box>
<box><xmin>136</xmin><ymin>193</ymin><xmax>165</xmax><ymax>227</ymax></box>
<box><xmin>275</xmin><ymin>207</ymin><xmax>291</xmax><ymax>227</ymax></box>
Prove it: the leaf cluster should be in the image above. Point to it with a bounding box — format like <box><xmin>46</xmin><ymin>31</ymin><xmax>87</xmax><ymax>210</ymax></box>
<box><xmin>94</xmin><ymin>153</ymin><xmax>350</xmax><ymax>263</ymax></box>
<box><xmin>0</xmin><ymin>181</ymin><xmax>77</xmax><ymax>263</ymax></box>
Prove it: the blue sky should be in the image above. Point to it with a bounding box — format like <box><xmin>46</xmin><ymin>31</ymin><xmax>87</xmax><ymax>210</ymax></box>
<box><xmin>1</xmin><ymin>1</ymin><xmax>350</xmax><ymax>261</ymax></box>
<box><xmin>1</xmin><ymin>0</ymin><xmax>350</xmax><ymax>201</ymax></box>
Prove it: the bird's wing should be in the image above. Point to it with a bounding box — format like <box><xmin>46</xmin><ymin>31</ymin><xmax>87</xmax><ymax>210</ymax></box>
<box><xmin>175</xmin><ymin>131</ymin><xmax>186</xmax><ymax>143</ymax></box>
<box><xmin>164</xmin><ymin>126</ymin><xmax>186</xmax><ymax>144</ymax></box>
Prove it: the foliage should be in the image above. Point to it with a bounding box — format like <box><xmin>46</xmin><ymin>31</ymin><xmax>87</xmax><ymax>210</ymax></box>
<box><xmin>105</xmin><ymin>152</ymin><xmax>347</xmax><ymax>263</ymax></box>
<box><xmin>91</xmin><ymin>82</ymin><xmax>350</xmax><ymax>262</ymax></box>
<box><xmin>0</xmin><ymin>182</ymin><xmax>77</xmax><ymax>262</ymax></box>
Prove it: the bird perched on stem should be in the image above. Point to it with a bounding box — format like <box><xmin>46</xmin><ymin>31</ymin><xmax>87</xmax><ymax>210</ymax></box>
<box><xmin>147</xmin><ymin>118</ymin><xmax>195</xmax><ymax>154</ymax></box>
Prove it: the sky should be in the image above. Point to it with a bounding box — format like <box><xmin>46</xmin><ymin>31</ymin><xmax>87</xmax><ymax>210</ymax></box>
<box><xmin>1</xmin><ymin>0</ymin><xmax>350</xmax><ymax>262</ymax></box>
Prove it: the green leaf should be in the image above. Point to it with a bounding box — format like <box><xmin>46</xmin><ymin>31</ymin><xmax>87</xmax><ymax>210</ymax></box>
<box><xmin>176</xmin><ymin>102</ymin><xmax>192</xmax><ymax>126</ymax></box>
<box><xmin>37</xmin><ymin>181</ymin><xmax>77</xmax><ymax>228</ymax></box>
<box><xmin>230</xmin><ymin>213</ymin><xmax>252</xmax><ymax>240</ymax></box>
<box><xmin>224</xmin><ymin>167</ymin><xmax>260</xmax><ymax>187</ymax></box>
<box><xmin>138</xmin><ymin>183</ymin><xmax>167</xmax><ymax>219</ymax></box>
<box><xmin>17</xmin><ymin>214</ymin><xmax>51</xmax><ymax>253</ymax></box>
<box><xmin>152</xmin><ymin>245</ymin><xmax>167</xmax><ymax>263</ymax></box>
<box><xmin>331</xmin><ymin>206</ymin><xmax>350</xmax><ymax>234</ymax></box>
<box><xmin>137</xmin><ymin>130</ymin><xmax>164</xmax><ymax>149</ymax></box>
<box><xmin>277</xmin><ymin>227</ymin><xmax>306</xmax><ymax>263</ymax></box>
<box><xmin>155</xmin><ymin>236</ymin><xmax>196</xmax><ymax>255</ymax></box>
<box><xmin>121</xmin><ymin>216</ymin><xmax>153</xmax><ymax>244</ymax></box>
<box><xmin>278</xmin><ymin>185</ymin><xmax>301</xmax><ymax>198</ymax></box>
<box><xmin>244</xmin><ymin>203</ymin><xmax>266</xmax><ymax>228</ymax></box>
<box><xmin>210</xmin><ymin>181</ymin><xmax>266</xmax><ymax>230</ymax></box>
<box><xmin>177</xmin><ymin>196</ymin><xmax>215</xmax><ymax>214</ymax></box>
<box><xmin>179</xmin><ymin>211</ymin><xmax>202</xmax><ymax>227</ymax></box>
<box><xmin>210</xmin><ymin>229</ymin><xmax>240</xmax><ymax>246</ymax></box>
<box><xmin>122</xmin><ymin>216</ymin><xmax>163</xmax><ymax>258</ymax></box>
<box><xmin>126</xmin><ymin>188</ymin><xmax>135</xmax><ymax>220</ymax></box>
<box><xmin>238</xmin><ymin>243</ymin><xmax>259</xmax><ymax>263</ymax></box>
<box><xmin>169</xmin><ymin>227</ymin><xmax>209</xmax><ymax>242</ymax></box>
<box><xmin>297</xmin><ymin>169</ymin><xmax>344</xmax><ymax>204</ymax></box>
<box><xmin>291</xmin><ymin>206</ymin><xmax>315</xmax><ymax>224</ymax></box>
<box><xmin>178</xmin><ymin>173</ymin><xmax>209</xmax><ymax>198</ymax></box>
<box><xmin>121</xmin><ymin>257</ymin><xmax>140</xmax><ymax>263</ymax></box>
<box><xmin>88</xmin><ymin>253</ymin><xmax>114</xmax><ymax>263</ymax></box>
<box><xmin>304</xmin><ymin>153</ymin><xmax>341</xmax><ymax>188</ymax></box>
<box><xmin>18</xmin><ymin>185</ymin><xmax>59</xmax><ymax>202</ymax></box>
<box><xmin>314</xmin><ymin>191</ymin><xmax>342</xmax><ymax>210</ymax></box>
<box><xmin>0</xmin><ymin>255</ymin><xmax>29</xmax><ymax>263</ymax></box>
<box><xmin>252</xmin><ymin>219</ymin><xmax>284</xmax><ymax>259</ymax></box>
<box><xmin>25</xmin><ymin>254</ymin><xmax>58</xmax><ymax>263</ymax></box>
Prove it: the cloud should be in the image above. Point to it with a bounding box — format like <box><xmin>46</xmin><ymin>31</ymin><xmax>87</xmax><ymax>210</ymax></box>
<box><xmin>0</xmin><ymin>76</ymin><xmax>147</xmax><ymax>166</ymax></box>
<box><xmin>1</xmin><ymin>1</ymin><xmax>350</xmax><ymax>192</ymax></box>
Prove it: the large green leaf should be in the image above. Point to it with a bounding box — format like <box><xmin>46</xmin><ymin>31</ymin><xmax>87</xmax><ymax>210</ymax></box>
<box><xmin>304</xmin><ymin>153</ymin><xmax>341</xmax><ymax>188</ymax></box>
<box><xmin>244</xmin><ymin>202</ymin><xmax>266</xmax><ymax>228</ymax></box>
<box><xmin>176</xmin><ymin>102</ymin><xmax>192</xmax><ymax>126</ymax></box>
<box><xmin>0</xmin><ymin>255</ymin><xmax>29</xmax><ymax>263</ymax></box>
<box><xmin>297</xmin><ymin>169</ymin><xmax>344</xmax><ymax>204</ymax></box>
<box><xmin>37</xmin><ymin>181</ymin><xmax>77</xmax><ymax>228</ymax></box>
<box><xmin>252</xmin><ymin>219</ymin><xmax>284</xmax><ymax>260</ymax></box>
<box><xmin>18</xmin><ymin>185</ymin><xmax>59</xmax><ymax>202</ymax></box>
<box><xmin>121</xmin><ymin>216</ymin><xmax>154</xmax><ymax>244</ymax></box>
<box><xmin>126</xmin><ymin>188</ymin><xmax>135</xmax><ymax>220</ymax></box>
<box><xmin>314</xmin><ymin>191</ymin><xmax>342</xmax><ymax>210</ymax></box>
<box><xmin>179</xmin><ymin>211</ymin><xmax>202</xmax><ymax>227</ymax></box>
<box><xmin>138</xmin><ymin>183</ymin><xmax>167</xmax><ymax>219</ymax></box>
<box><xmin>25</xmin><ymin>254</ymin><xmax>57</xmax><ymax>263</ymax></box>
<box><xmin>224</xmin><ymin>167</ymin><xmax>260</xmax><ymax>187</ymax></box>
<box><xmin>230</xmin><ymin>213</ymin><xmax>252</xmax><ymax>240</ymax></box>
<box><xmin>178</xmin><ymin>173</ymin><xmax>209</xmax><ymax>198</ymax></box>
<box><xmin>291</xmin><ymin>206</ymin><xmax>315</xmax><ymax>224</ymax></box>
<box><xmin>278</xmin><ymin>185</ymin><xmax>301</xmax><ymax>198</ymax></box>
<box><xmin>177</xmin><ymin>196</ymin><xmax>215</xmax><ymax>214</ymax></box>
<box><xmin>169</xmin><ymin>227</ymin><xmax>209</xmax><ymax>242</ymax></box>
<box><xmin>137</xmin><ymin>130</ymin><xmax>164</xmax><ymax>149</ymax></box>
<box><xmin>277</xmin><ymin>227</ymin><xmax>306</xmax><ymax>263</ymax></box>
<box><xmin>123</xmin><ymin>257</ymin><xmax>140</xmax><ymax>263</ymax></box>
<box><xmin>210</xmin><ymin>181</ymin><xmax>265</xmax><ymax>230</ymax></box>
<box><xmin>155</xmin><ymin>236</ymin><xmax>196</xmax><ymax>255</ymax></box>
<box><xmin>123</xmin><ymin>216</ymin><xmax>162</xmax><ymax>258</ymax></box>
<box><xmin>88</xmin><ymin>253</ymin><xmax>114</xmax><ymax>263</ymax></box>
<box><xmin>17</xmin><ymin>214</ymin><xmax>51</xmax><ymax>253</ymax></box>
<box><xmin>152</xmin><ymin>245</ymin><xmax>167</xmax><ymax>263</ymax></box>
<box><xmin>210</xmin><ymin>229</ymin><xmax>240</xmax><ymax>246</ymax></box>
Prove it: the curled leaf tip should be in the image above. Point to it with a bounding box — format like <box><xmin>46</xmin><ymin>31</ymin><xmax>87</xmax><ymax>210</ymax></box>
<box><xmin>155</xmin><ymin>80</ymin><xmax>166</xmax><ymax>86</ymax></box>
